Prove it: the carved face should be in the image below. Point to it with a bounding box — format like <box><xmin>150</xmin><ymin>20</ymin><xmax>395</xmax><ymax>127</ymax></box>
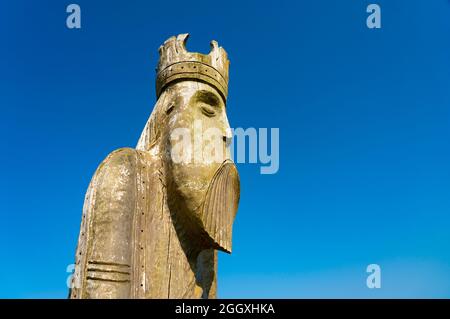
<box><xmin>162</xmin><ymin>81</ymin><xmax>239</xmax><ymax>253</ymax></box>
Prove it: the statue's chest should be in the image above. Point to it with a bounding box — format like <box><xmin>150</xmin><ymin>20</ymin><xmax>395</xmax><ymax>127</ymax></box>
<box><xmin>131</xmin><ymin>156</ymin><xmax>206</xmax><ymax>298</ymax></box>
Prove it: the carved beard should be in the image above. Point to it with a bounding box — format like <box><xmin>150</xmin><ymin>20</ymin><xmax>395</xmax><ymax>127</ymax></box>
<box><xmin>200</xmin><ymin>161</ymin><xmax>240</xmax><ymax>253</ymax></box>
<box><xmin>167</xmin><ymin>160</ymin><xmax>240</xmax><ymax>255</ymax></box>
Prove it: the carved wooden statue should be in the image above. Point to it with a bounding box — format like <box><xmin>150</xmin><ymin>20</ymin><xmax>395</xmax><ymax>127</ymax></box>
<box><xmin>69</xmin><ymin>34</ymin><xmax>240</xmax><ymax>299</ymax></box>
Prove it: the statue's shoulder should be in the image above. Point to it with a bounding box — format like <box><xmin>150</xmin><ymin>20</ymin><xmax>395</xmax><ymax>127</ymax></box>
<box><xmin>95</xmin><ymin>147</ymin><xmax>140</xmax><ymax>177</ymax></box>
<box><xmin>89</xmin><ymin>147</ymin><xmax>154</xmax><ymax>191</ymax></box>
<box><xmin>84</xmin><ymin>148</ymin><xmax>142</xmax><ymax>203</ymax></box>
<box><xmin>104</xmin><ymin>147</ymin><xmax>139</xmax><ymax>162</ymax></box>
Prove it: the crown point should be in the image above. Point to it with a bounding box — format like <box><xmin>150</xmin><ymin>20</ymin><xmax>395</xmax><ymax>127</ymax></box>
<box><xmin>177</xmin><ymin>33</ymin><xmax>190</xmax><ymax>42</ymax></box>
<box><xmin>163</xmin><ymin>35</ymin><xmax>176</xmax><ymax>46</ymax></box>
<box><xmin>177</xmin><ymin>33</ymin><xmax>189</xmax><ymax>51</ymax></box>
<box><xmin>210</xmin><ymin>40</ymin><xmax>219</xmax><ymax>51</ymax></box>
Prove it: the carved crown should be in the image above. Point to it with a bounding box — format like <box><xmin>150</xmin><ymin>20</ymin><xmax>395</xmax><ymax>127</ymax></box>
<box><xmin>156</xmin><ymin>34</ymin><xmax>230</xmax><ymax>101</ymax></box>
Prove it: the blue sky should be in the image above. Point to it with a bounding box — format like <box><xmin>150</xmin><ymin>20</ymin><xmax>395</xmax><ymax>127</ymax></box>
<box><xmin>1</xmin><ymin>0</ymin><xmax>449</xmax><ymax>298</ymax></box>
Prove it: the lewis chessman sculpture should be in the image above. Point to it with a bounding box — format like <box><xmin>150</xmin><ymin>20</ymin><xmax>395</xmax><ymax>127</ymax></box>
<box><xmin>69</xmin><ymin>34</ymin><xmax>240</xmax><ymax>299</ymax></box>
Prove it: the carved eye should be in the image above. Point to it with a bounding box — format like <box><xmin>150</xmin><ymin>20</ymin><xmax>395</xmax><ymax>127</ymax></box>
<box><xmin>201</xmin><ymin>105</ymin><xmax>216</xmax><ymax>117</ymax></box>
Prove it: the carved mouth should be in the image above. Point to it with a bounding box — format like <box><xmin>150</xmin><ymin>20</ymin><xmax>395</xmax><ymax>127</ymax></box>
<box><xmin>200</xmin><ymin>161</ymin><xmax>240</xmax><ymax>253</ymax></box>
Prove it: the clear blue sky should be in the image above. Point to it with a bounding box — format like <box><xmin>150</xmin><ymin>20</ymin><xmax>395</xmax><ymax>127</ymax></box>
<box><xmin>1</xmin><ymin>0</ymin><xmax>449</xmax><ymax>298</ymax></box>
